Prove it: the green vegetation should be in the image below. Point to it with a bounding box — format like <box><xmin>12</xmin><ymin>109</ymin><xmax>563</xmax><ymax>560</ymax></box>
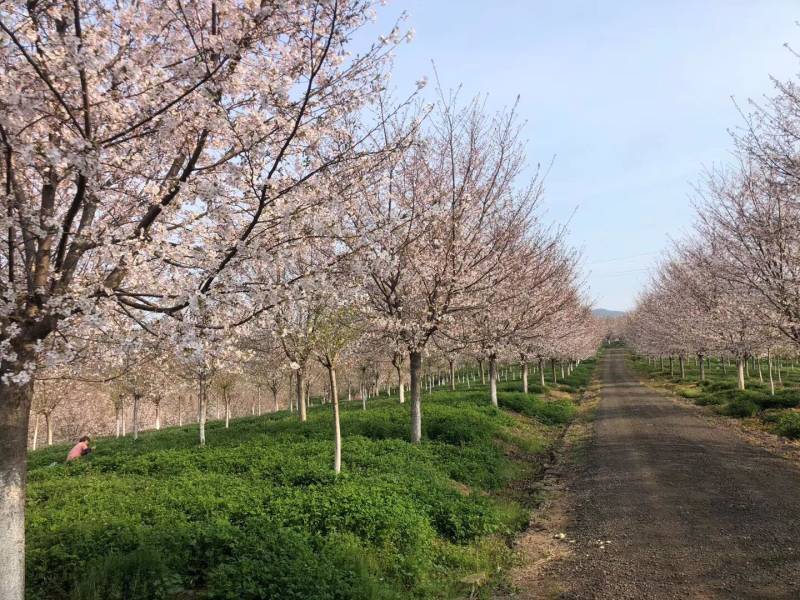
<box><xmin>26</xmin><ymin>360</ymin><xmax>596</xmax><ymax>600</ymax></box>
<box><xmin>630</xmin><ymin>354</ymin><xmax>800</xmax><ymax>439</ymax></box>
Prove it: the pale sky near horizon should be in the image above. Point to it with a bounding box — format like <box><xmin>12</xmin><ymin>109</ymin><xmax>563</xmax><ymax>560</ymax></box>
<box><xmin>361</xmin><ymin>0</ymin><xmax>800</xmax><ymax>311</ymax></box>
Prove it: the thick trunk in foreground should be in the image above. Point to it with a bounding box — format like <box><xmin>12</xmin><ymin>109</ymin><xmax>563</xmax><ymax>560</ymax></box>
<box><xmin>489</xmin><ymin>355</ymin><xmax>498</xmax><ymax>407</ymax></box>
<box><xmin>522</xmin><ymin>362</ymin><xmax>529</xmax><ymax>394</ymax></box>
<box><xmin>410</xmin><ymin>351</ymin><xmax>423</xmax><ymax>443</ymax></box>
<box><xmin>328</xmin><ymin>367</ymin><xmax>341</xmax><ymax>474</ymax></box>
<box><xmin>0</xmin><ymin>376</ymin><xmax>34</xmax><ymax>600</ymax></box>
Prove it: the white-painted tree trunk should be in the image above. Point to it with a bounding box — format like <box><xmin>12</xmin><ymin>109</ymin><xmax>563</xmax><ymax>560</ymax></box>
<box><xmin>155</xmin><ymin>403</ymin><xmax>161</xmax><ymax>430</ymax></box>
<box><xmin>489</xmin><ymin>355</ymin><xmax>498</xmax><ymax>407</ymax></box>
<box><xmin>328</xmin><ymin>367</ymin><xmax>341</xmax><ymax>474</ymax></box>
<box><xmin>679</xmin><ymin>355</ymin><xmax>686</xmax><ymax>380</ymax></box>
<box><xmin>410</xmin><ymin>351</ymin><xmax>423</xmax><ymax>443</ymax></box>
<box><xmin>396</xmin><ymin>365</ymin><xmax>405</xmax><ymax>404</ymax></box>
<box><xmin>178</xmin><ymin>396</ymin><xmax>183</xmax><ymax>427</ymax></box>
<box><xmin>132</xmin><ymin>394</ymin><xmax>140</xmax><ymax>440</ymax></box>
<box><xmin>522</xmin><ymin>362</ymin><xmax>529</xmax><ymax>394</ymax></box>
<box><xmin>224</xmin><ymin>389</ymin><xmax>230</xmax><ymax>429</ymax></box>
<box><xmin>539</xmin><ymin>357</ymin><xmax>545</xmax><ymax>387</ymax></box>
<box><xmin>699</xmin><ymin>354</ymin><xmax>705</xmax><ymax>381</ymax></box>
<box><xmin>198</xmin><ymin>380</ymin><xmax>207</xmax><ymax>447</ymax></box>
<box><xmin>32</xmin><ymin>413</ymin><xmax>39</xmax><ymax>451</ymax></box>
<box><xmin>449</xmin><ymin>360</ymin><xmax>456</xmax><ymax>391</ymax></box>
<box><xmin>737</xmin><ymin>358</ymin><xmax>746</xmax><ymax>391</ymax></box>
<box><xmin>768</xmin><ymin>349</ymin><xmax>775</xmax><ymax>396</ymax></box>
<box><xmin>296</xmin><ymin>370</ymin><xmax>307</xmax><ymax>422</ymax></box>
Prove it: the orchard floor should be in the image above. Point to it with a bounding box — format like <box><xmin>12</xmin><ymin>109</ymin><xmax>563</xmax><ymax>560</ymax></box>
<box><xmin>529</xmin><ymin>348</ymin><xmax>800</xmax><ymax>599</ymax></box>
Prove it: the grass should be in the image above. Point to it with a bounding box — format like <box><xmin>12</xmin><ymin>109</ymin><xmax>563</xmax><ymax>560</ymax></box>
<box><xmin>629</xmin><ymin>353</ymin><xmax>800</xmax><ymax>440</ymax></box>
<box><xmin>25</xmin><ymin>359</ymin><xmax>596</xmax><ymax>600</ymax></box>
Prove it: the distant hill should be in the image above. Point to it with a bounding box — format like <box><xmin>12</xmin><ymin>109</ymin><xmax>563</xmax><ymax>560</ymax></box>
<box><xmin>592</xmin><ymin>308</ymin><xmax>626</xmax><ymax>318</ymax></box>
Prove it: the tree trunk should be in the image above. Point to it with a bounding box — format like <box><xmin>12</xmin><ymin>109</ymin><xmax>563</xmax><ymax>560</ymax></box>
<box><xmin>410</xmin><ymin>350</ymin><xmax>423</xmax><ymax>443</ymax></box>
<box><xmin>31</xmin><ymin>412</ymin><xmax>39</xmax><ymax>451</ymax></box>
<box><xmin>560</xmin><ymin>361</ymin><xmax>565</xmax><ymax>380</ymax></box>
<box><xmin>522</xmin><ymin>362</ymin><xmax>529</xmax><ymax>394</ymax></box>
<box><xmin>0</xmin><ymin>376</ymin><xmax>34</xmax><ymax>600</ymax></box>
<box><xmin>679</xmin><ymin>355</ymin><xmax>686</xmax><ymax>380</ymax></box>
<box><xmin>758</xmin><ymin>358</ymin><xmax>763</xmax><ymax>384</ymax></box>
<box><xmin>115</xmin><ymin>406</ymin><xmax>122</xmax><ymax>437</ymax></box>
<box><xmin>449</xmin><ymin>360</ymin><xmax>455</xmax><ymax>391</ymax></box>
<box><xmin>768</xmin><ymin>349</ymin><xmax>775</xmax><ymax>396</ymax></box>
<box><xmin>155</xmin><ymin>403</ymin><xmax>161</xmax><ymax>430</ymax></box>
<box><xmin>198</xmin><ymin>380</ymin><xmax>207</xmax><ymax>447</ymax></box>
<box><xmin>699</xmin><ymin>354</ymin><xmax>705</xmax><ymax>382</ymax></box>
<box><xmin>551</xmin><ymin>359</ymin><xmax>557</xmax><ymax>384</ymax></box>
<box><xmin>395</xmin><ymin>365</ymin><xmax>404</xmax><ymax>404</ymax></box>
<box><xmin>272</xmin><ymin>390</ymin><xmax>279</xmax><ymax>412</ymax></box>
<box><xmin>224</xmin><ymin>389</ymin><xmax>230</xmax><ymax>428</ymax></box>
<box><xmin>329</xmin><ymin>367</ymin><xmax>341</xmax><ymax>474</ymax></box>
<box><xmin>178</xmin><ymin>396</ymin><xmax>183</xmax><ymax>427</ymax></box>
<box><xmin>479</xmin><ymin>360</ymin><xmax>485</xmax><ymax>385</ymax></box>
<box><xmin>670</xmin><ymin>356</ymin><xmax>675</xmax><ymax>378</ymax></box>
<box><xmin>296</xmin><ymin>370</ymin><xmax>307</xmax><ymax>422</ymax></box>
<box><xmin>539</xmin><ymin>357</ymin><xmax>545</xmax><ymax>386</ymax></box>
<box><xmin>132</xmin><ymin>394</ymin><xmax>140</xmax><ymax>440</ymax></box>
<box><xmin>489</xmin><ymin>355</ymin><xmax>498</xmax><ymax>407</ymax></box>
<box><xmin>45</xmin><ymin>411</ymin><xmax>53</xmax><ymax>446</ymax></box>
<box><xmin>737</xmin><ymin>358</ymin><xmax>746</xmax><ymax>391</ymax></box>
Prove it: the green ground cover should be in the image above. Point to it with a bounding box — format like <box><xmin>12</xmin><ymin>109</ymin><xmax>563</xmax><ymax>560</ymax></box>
<box><xmin>26</xmin><ymin>359</ymin><xmax>596</xmax><ymax>600</ymax></box>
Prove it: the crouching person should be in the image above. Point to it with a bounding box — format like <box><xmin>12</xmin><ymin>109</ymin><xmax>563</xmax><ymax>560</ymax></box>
<box><xmin>66</xmin><ymin>436</ymin><xmax>92</xmax><ymax>462</ymax></box>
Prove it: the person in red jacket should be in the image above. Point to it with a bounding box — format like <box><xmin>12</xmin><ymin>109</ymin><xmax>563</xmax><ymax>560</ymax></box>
<box><xmin>66</xmin><ymin>436</ymin><xmax>92</xmax><ymax>462</ymax></box>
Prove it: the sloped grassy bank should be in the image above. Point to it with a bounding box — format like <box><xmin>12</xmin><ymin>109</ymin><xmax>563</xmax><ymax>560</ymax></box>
<box><xmin>26</xmin><ymin>360</ymin><xmax>595</xmax><ymax>600</ymax></box>
<box><xmin>630</xmin><ymin>354</ymin><xmax>800</xmax><ymax>440</ymax></box>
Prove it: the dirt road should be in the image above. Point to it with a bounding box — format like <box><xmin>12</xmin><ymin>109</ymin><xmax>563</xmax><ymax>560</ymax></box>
<box><xmin>546</xmin><ymin>348</ymin><xmax>800</xmax><ymax>599</ymax></box>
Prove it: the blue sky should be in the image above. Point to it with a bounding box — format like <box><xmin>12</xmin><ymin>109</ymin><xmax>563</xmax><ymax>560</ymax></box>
<box><xmin>363</xmin><ymin>0</ymin><xmax>799</xmax><ymax>310</ymax></box>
